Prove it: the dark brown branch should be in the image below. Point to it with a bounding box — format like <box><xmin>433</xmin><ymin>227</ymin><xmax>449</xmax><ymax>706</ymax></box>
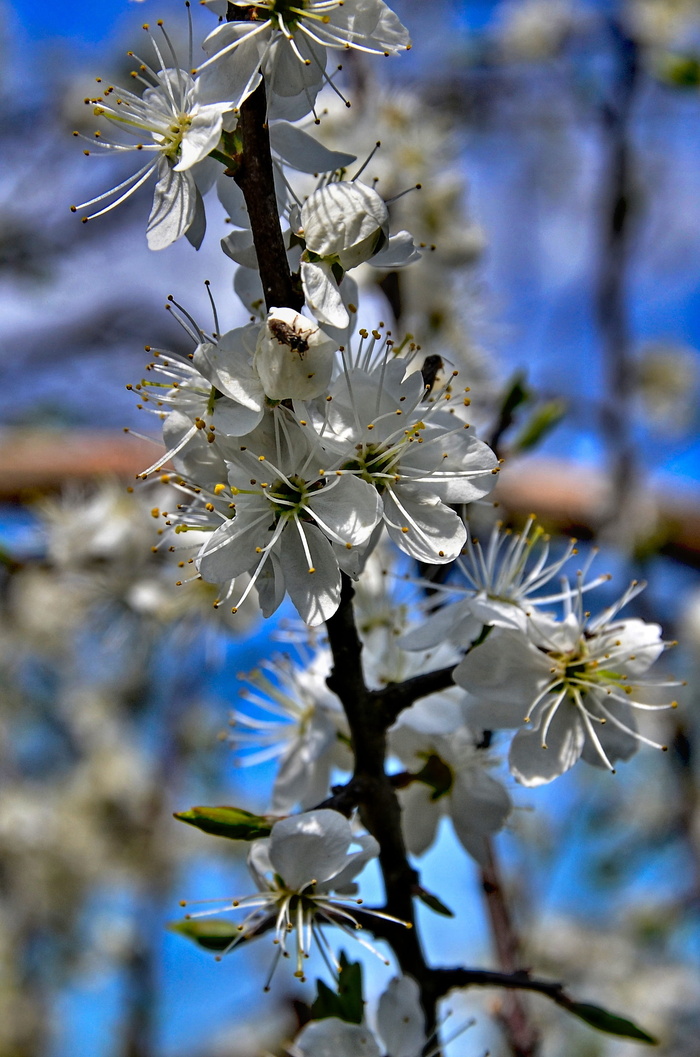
<box><xmin>325</xmin><ymin>575</ymin><xmax>438</xmax><ymax>1028</ymax></box>
<box><xmin>232</xmin><ymin>82</ymin><xmax>303</xmax><ymax>312</ymax></box>
<box><xmin>372</xmin><ymin>664</ymin><xmax>457</xmax><ymax>726</ymax></box>
<box><xmin>434</xmin><ymin>967</ymin><xmax>565</xmax><ymax>1003</ymax></box>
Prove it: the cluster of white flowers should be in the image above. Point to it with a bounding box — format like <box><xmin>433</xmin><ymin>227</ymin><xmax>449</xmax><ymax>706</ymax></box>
<box><xmin>67</xmin><ymin>2</ymin><xmax>684</xmax><ymax>1053</ymax></box>
<box><xmin>132</xmin><ymin>312</ymin><xmax>498</xmax><ymax>625</ymax></box>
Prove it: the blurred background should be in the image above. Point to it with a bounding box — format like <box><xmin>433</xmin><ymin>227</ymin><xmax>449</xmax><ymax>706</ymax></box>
<box><xmin>1</xmin><ymin>1</ymin><xmax>700</xmax><ymax>1055</ymax></box>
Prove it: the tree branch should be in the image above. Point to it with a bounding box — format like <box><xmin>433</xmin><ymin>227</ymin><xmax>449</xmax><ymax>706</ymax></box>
<box><xmin>372</xmin><ymin>664</ymin><xmax>457</xmax><ymax>726</ymax></box>
<box><xmin>232</xmin><ymin>81</ymin><xmax>304</xmax><ymax>312</ymax></box>
<box><xmin>325</xmin><ymin>575</ymin><xmax>438</xmax><ymax>1028</ymax></box>
<box><xmin>479</xmin><ymin>838</ymin><xmax>540</xmax><ymax>1057</ymax></box>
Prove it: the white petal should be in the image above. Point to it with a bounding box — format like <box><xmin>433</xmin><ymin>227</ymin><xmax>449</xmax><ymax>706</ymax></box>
<box><xmin>509</xmin><ymin>706</ymin><xmax>585</xmax><ymax>786</ymax></box>
<box><xmin>371</xmin><ymin>230</ymin><xmax>421</xmax><ymax>269</ymax></box>
<box><xmin>290</xmin><ymin>1020</ymin><xmax>381</xmax><ymax>1057</ymax></box>
<box><xmin>329</xmin><ymin>0</ymin><xmax>411</xmax><ymax>53</ymax></box>
<box><xmin>377</xmin><ymin>976</ymin><xmax>425</xmax><ymax>1057</ymax></box>
<box><xmin>301</xmin><ymin>260</ymin><xmax>349</xmax><ymax>328</ymax></box>
<box><xmin>255</xmin><ymin>550</ymin><xmax>286</xmax><ymax>618</ymax></box>
<box><xmin>270</xmin><ymin>121</ymin><xmax>356</xmax><ymax>174</ymax></box>
<box><xmin>264</xmin><ymin>33</ymin><xmax>325</xmax><ymax>103</ymax></box>
<box><xmin>301</xmin><ymin>182</ymin><xmax>388</xmax><ymax>258</ymax></box>
<box><xmin>281</xmin><ymin>522</ymin><xmax>342</xmax><ymax>626</ymax></box>
<box><xmin>184</xmin><ymin>184</ymin><xmax>206</xmax><ymax>249</ymax></box>
<box><xmin>271</xmin><ymin>714</ymin><xmax>337</xmax><ymax>814</ymax></box>
<box><xmin>254</xmin><ymin>310</ymin><xmax>335</xmax><ymax>400</ymax></box>
<box><xmin>329</xmin><ymin>832</ymin><xmax>380</xmax><ymax>892</ymax></box>
<box><xmin>399</xmin><ymin>599</ymin><xmax>482</xmax><ymax>651</ymax></box>
<box><xmin>383</xmin><ymin>488</ymin><xmax>466</xmax><ymax>564</ymax></box>
<box><xmin>397</xmin><ymin>783</ymin><xmax>440</xmax><ymax>856</ymax></box>
<box><xmin>308</xmin><ymin>475</ymin><xmax>383</xmax><ymax>547</ymax></box>
<box><xmin>217</xmin><ymin>170</ymin><xmax>250</xmax><ymax>227</ymax></box>
<box><xmin>200</xmin><ymin>22</ymin><xmax>265</xmax><ymax>107</ymax></box>
<box><xmin>453</xmin><ymin>629</ymin><xmax>553</xmax><ymax>710</ymax></box>
<box><xmin>147</xmin><ymin>159</ymin><xmax>195</xmax><ymax>250</ymax></box>
<box><xmin>268</xmin><ymin>809</ymin><xmax>353</xmax><ymax>889</ymax></box>
<box><xmin>175</xmin><ymin>109</ymin><xmax>224</xmax><ymax>170</ymax></box>
<box><xmin>196</xmin><ymin>501</ymin><xmax>269</xmax><ymax>583</ymax></box>
<box><xmin>194</xmin><ymin>327</ymin><xmax>264</xmax><ymax>409</ymax></box>
<box><xmin>221</xmin><ymin>228</ymin><xmax>259</xmax><ymax>269</ymax></box>
<box><xmin>450</xmin><ymin>770</ymin><xmax>511</xmax><ymax>864</ymax></box>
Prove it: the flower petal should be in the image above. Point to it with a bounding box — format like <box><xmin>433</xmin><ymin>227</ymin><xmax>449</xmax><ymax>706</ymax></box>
<box><xmin>268</xmin><ymin>809</ymin><xmax>353</xmax><ymax>890</ymax></box>
<box><xmin>147</xmin><ymin>159</ymin><xmax>195</xmax><ymax>250</ymax></box>
<box><xmin>509</xmin><ymin>706</ymin><xmax>585</xmax><ymax>786</ymax></box>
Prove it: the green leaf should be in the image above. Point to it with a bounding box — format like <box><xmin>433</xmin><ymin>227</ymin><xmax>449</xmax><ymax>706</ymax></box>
<box><xmin>565</xmin><ymin>1001</ymin><xmax>658</xmax><ymax>1044</ymax></box>
<box><xmin>310</xmin><ymin>953</ymin><xmax>364</xmax><ymax>1024</ymax></box>
<box><xmin>168</xmin><ymin>918</ymin><xmax>238</xmax><ymax>953</ymax></box>
<box><xmin>656</xmin><ymin>53</ymin><xmax>700</xmax><ymax>87</ymax></box>
<box><xmin>512</xmin><ymin>399</ymin><xmax>567</xmax><ymax>452</ymax></box>
<box><xmin>174</xmin><ymin>805</ymin><xmax>276</xmax><ymax>841</ymax></box>
<box><xmin>499</xmin><ymin>372</ymin><xmax>531</xmax><ymax>421</ymax></box>
<box><xmin>415</xmin><ymin>886</ymin><xmax>455</xmax><ymax>917</ymax></box>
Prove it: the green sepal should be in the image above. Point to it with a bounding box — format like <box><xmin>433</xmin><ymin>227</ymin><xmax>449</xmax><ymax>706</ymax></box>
<box><xmin>414</xmin><ymin>886</ymin><xmax>455</xmax><ymax>917</ymax></box>
<box><xmin>512</xmin><ymin>399</ymin><xmax>567</xmax><ymax>453</ymax></box>
<box><xmin>412</xmin><ymin>753</ymin><xmax>453</xmax><ymax>801</ymax></box>
<box><xmin>168</xmin><ymin>918</ymin><xmax>238</xmax><ymax>953</ymax></box>
<box><xmin>174</xmin><ymin>805</ymin><xmax>277</xmax><ymax>841</ymax></box>
<box><xmin>565</xmin><ymin>1001</ymin><xmax>658</xmax><ymax>1044</ymax></box>
<box><xmin>310</xmin><ymin>952</ymin><xmax>364</xmax><ymax>1025</ymax></box>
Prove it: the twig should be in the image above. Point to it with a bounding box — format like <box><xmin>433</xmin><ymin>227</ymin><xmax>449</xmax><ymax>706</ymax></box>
<box><xmin>479</xmin><ymin>838</ymin><xmax>540</xmax><ymax>1057</ymax></box>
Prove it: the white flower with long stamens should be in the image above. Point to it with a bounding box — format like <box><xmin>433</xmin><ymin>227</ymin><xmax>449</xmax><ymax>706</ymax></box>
<box><xmin>198</xmin><ymin>0</ymin><xmax>410</xmax><ymax>117</ymax></box>
<box><xmin>300</xmin><ymin>354</ymin><xmax>499</xmax><ymax>564</ymax></box>
<box><xmin>133</xmin><ymin>326</ymin><xmax>266</xmax><ymax>469</ymax></box>
<box><xmin>299</xmin><ymin>181</ymin><xmax>419</xmax><ymax>327</ymax></box>
<box><xmin>389</xmin><ymin>697</ymin><xmax>511</xmax><ymax>863</ymax></box>
<box><xmin>399</xmin><ymin>517</ymin><xmax>611</xmax><ymax>651</ymax></box>
<box><xmin>454</xmin><ymin>577</ymin><xmax>681</xmax><ymax>786</ymax></box>
<box><xmin>196</xmin><ymin>409</ymin><xmax>383</xmax><ymax>624</ymax></box>
<box><xmin>71</xmin><ymin>21</ymin><xmax>237</xmax><ymax>248</ymax></box>
<box><xmin>231</xmin><ymin>648</ymin><xmax>351</xmax><ymax>812</ymax></box>
<box><xmin>180</xmin><ymin>810</ymin><xmax>404</xmax><ymax>984</ymax></box>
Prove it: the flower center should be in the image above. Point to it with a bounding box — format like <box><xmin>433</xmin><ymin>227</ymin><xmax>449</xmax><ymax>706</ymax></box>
<box><xmin>266</xmin><ymin>474</ymin><xmax>324</xmax><ymax>520</ymax></box>
<box><xmin>245</xmin><ymin>0</ymin><xmax>314</xmax><ymax>31</ymax></box>
<box><xmin>159</xmin><ymin>112</ymin><xmax>193</xmax><ymax>160</ymax></box>
<box><xmin>342</xmin><ymin>444</ymin><xmax>399</xmax><ymax>492</ymax></box>
<box><xmin>551</xmin><ymin>644</ymin><xmax>626</xmax><ymax>702</ymax></box>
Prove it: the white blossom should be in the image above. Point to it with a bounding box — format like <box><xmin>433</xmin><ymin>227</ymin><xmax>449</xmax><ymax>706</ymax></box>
<box><xmin>454</xmin><ymin>577</ymin><xmax>681</xmax><ymax>786</ymax></box>
<box><xmin>198</xmin><ymin>0</ymin><xmax>410</xmax><ymax>117</ymax></box>
<box><xmin>195</xmin><ymin>410</ymin><xmax>383</xmax><ymax>624</ymax></box>
<box><xmin>181</xmin><ymin>810</ymin><xmax>399</xmax><ymax>982</ymax></box>
<box><xmin>299</xmin><ymin>354</ymin><xmax>499</xmax><ymax>563</ymax></box>
<box><xmin>255</xmin><ymin>308</ymin><xmax>337</xmax><ymax>400</ymax></box>
<box><xmin>71</xmin><ymin>23</ymin><xmax>237</xmax><ymax>248</ymax></box>
<box><xmin>231</xmin><ymin>648</ymin><xmax>351</xmax><ymax>812</ymax></box>
<box><xmin>399</xmin><ymin>517</ymin><xmax>608</xmax><ymax>650</ymax></box>
<box><xmin>390</xmin><ymin>697</ymin><xmax>511</xmax><ymax>863</ymax></box>
<box><xmin>299</xmin><ymin>182</ymin><xmax>419</xmax><ymax>327</ymax></box>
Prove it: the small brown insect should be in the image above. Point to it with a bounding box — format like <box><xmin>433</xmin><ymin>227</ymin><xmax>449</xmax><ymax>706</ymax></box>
<box><xmin>268</xmin><ymin>318</ymin><xmax>313</xmax><ymax>360</ymax></box>
<box><xmin>421</xmin><ymin>354</ymin><xmax>444</xmax><ymax>393</ymax></box>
